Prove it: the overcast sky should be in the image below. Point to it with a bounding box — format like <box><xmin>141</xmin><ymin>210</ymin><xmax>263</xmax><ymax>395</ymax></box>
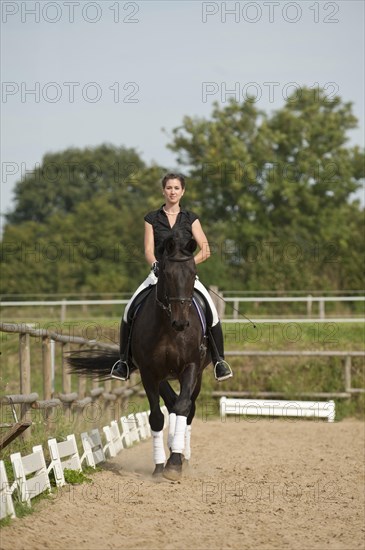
<box><xmin>1</xmin><ymin>0</ymin><xmax>364</xmax><ymax>224</ymax></box>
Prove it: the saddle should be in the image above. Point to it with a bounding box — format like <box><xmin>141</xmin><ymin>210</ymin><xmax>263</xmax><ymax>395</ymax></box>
<box><xmin>125</xmin><ymin>287</ymin><xmax>210</xmax><ymax>366</ymax></box>
<box><xmin>127</xmin><ymin>287</ymin><xmax>210</xmax><ymax>330</ymax></box>
<box><xmin>192</xmin><ymin>290</ymin><xmax>210</xmax><ymax>330</ymax></box>
<box><xmin>127</xmin><ymin>286</ymin><xmax>154</xmax><ymax>323</ymax></box>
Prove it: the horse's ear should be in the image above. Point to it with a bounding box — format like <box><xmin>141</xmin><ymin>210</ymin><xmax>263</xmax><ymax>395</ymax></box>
<box><xmin>185</xmin><ymin>239</ymin><xmax>197</xmax><ymax>254</ymax></box>
<box><xmin>164</xmin><ymin>237</ymin><xmax>176</xmax><ymax>256</ymax></box>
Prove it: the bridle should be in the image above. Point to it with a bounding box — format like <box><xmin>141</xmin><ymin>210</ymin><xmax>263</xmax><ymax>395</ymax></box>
<box><xmin>155</xmin><ymin>255</ymin><xmax>195</xmax><ymax>315</ymax></box>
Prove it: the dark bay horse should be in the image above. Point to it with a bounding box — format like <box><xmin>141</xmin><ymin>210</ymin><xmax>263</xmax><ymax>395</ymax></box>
<box><xmin>68</xmin><ymin>235</ymin><xmax>210</xmax><ymax>480</ymax></box>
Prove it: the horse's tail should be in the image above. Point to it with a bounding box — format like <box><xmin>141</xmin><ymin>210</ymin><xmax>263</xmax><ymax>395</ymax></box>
<box><xmin>67</xmin><ymin>349</ymin><xmax>120</xmax><ymax>380</ymax></box>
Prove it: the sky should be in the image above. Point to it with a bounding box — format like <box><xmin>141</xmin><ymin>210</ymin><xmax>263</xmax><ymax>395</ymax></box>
<box><xmin>1</xmin><ymin>0</ymin><xmax>364</xmax><ymax>224</ymax></box>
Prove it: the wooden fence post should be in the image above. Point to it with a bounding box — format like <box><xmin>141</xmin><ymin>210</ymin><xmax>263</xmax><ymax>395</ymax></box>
<box><xmin>319</xmin><ymin>299</ymin><xmax>325</xmax><ymax>319</ymax></box>
<box><xmin>233</xmin><ymin>299</ymin><xmax>238</xmax><ymax>319</ymax></box>
<box><xmin>19</xmin><ymin>333</ymin><xmax>31</xmax><ymax>439</ymax></box>
<box><xmin>78</xmin><ymin>376</ymin><xmax>86</xmax><ymax>399</ymax></box>
<box><xmin>60</xmin><ymin>299</ymin><xmax>67</xmax><ymax>323</ymax></box>
<box><xmin>19</xmin><ymin>333</ymin><xmax>31</xmax><ymax>397</ymax></box>
<box><xmin>42</xmin><ymin>336</ymin><xmax>52</xmax><ymax>400</ymax></box>
<box><xmin>62</xmin><ymin>342</ymin><xmax>72</xmax><ymax>394</ymax></box>
<box><xmin>307</xmin><ymin>294</ymin><xmax>312</xmax><ymax>317</ymax></box>
<box><xmin>104</xmin><ymin>380</ymin><xmax>112</xmax><ymax>422</ymax></box>
<box><xmin>344</xmin><ymin>355</ymin><xmax>352</xmax><ymax>393</ymax></box>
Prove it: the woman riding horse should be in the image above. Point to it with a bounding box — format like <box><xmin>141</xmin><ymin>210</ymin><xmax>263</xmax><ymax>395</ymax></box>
<box><xmin>111</xmin><ymin>172</ymin><xmax>233</xmax><ymax>382</ymax></box>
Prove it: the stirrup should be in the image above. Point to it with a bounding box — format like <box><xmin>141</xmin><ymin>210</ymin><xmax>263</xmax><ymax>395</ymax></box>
<box><xmin>214</xmin><ymin>360</ymin><xmax>233</xmax><ymax>382</ymax></box>
<box><xmin>110</xmin><ymin>359</ymin><xmax>129</xmax><ymax>381</ymax></box>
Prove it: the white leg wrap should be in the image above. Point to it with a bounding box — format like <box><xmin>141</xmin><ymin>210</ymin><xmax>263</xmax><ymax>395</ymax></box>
<box><xmin>184</xmin><ymin>425</ymin><xmax>192</xmax><ymax>460</ymax></box>
<box><xmin>167</xmin><ymin>413</ymin><xmax>177</xmax><ymax>450</ymax></box>
<box><xmin>171</xmin><ymin>415</ymin><xmax>187</xmax><ymax>454</ymax></box>
<box><xmin>151</xmin><ymin>430</ymin><xmax>166</xmax><ymax>465</ymax></box>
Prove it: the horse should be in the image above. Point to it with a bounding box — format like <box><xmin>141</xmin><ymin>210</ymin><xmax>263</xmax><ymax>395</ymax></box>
<box><xmin>67</xmin><ymin>235</ymin><xmax>211</xmax><ymax>481</ymax></box>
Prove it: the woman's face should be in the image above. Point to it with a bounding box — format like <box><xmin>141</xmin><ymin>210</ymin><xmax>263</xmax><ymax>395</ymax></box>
<box><xmin>163</xmin><ymin>178</ymin><xmax>185</xmax><ymax>205</ymax></box>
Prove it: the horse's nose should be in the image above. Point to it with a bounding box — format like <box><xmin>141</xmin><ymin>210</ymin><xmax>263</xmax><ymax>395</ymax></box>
<box><xmin>172</xmin><ymin>319</ymin><xmax>189</xmax><ymax>331</ymax></box>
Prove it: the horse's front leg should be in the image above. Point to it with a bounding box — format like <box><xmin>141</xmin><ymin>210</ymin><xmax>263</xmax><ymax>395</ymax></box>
<box><xmin>141</xmin><ymin>374</ymin><xmax>166</xmax><ymax>476</ymax></box>
<box><xmin>167</xmin><ymin>372</ymin><xmax>202</xmax><ymax>463</ymax></box>
<box><xmin>184</xmin><ymin>372</ymin><xmax>203</xmax><ymax>463</ymax></box>
<box><xmin>163</xmin><ymin>362</ymin><xmax>199</xmax><ymax>481</ymax></box>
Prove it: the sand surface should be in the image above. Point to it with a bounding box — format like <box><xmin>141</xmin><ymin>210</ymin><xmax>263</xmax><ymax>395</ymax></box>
<box><xmin>1</xmin><ymin>417</ymin><xmax>364</xmax><ymax>550</ymax></box>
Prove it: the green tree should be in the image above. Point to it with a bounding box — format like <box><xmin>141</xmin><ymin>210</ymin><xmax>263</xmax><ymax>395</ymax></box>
<box><xmin>1</xmin><ymin>146</ymin><xmax>164</xmax><ymax>294</ymax></box>
<box><xmin>2</xmin><ymin>92</ymin><xmax>364</xmax><ymax>296</ymax></box>
<box><xmin>6</xmin><ymin>144</ymin><xmax>156</xmax><ymax>224</ymax></box>
<box><xmin>167</xmin><ymin>89</ymin><xmax>364</xmax><ymax>291</ymax></box>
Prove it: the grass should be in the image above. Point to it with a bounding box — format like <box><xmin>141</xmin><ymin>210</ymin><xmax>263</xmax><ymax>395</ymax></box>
<box><xmin>63</xmin><ymin>467</ymin><xmax>93</xmax><ymax>484</ymax></box>
<box><xmin>1</xmin><ymin>317</ymin><xmax>364</xmax><ymax>395</ymax></box>
<box><xmin>215</xmin><ymin>321</ymin><xmax>364</xmax><ymax>420</ymax></box>
<box><xmin>223</xmin><ymin>320</ymin><xmax>365</xmax><ymax>350</ymax></box>
<box><xmin>0</xmin><ymin>318</ymin><xmax>364</xmax><ymax>457</ymax></box>
<box><xmin>1</xmin><ymin>318</ymin><xmax>364</xmax><ymax>395</ymax></box>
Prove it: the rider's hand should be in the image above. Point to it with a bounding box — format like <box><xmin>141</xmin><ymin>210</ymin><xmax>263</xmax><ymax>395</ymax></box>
<box><xmin>151</xmin><ymin>261</ymin><xmax>159</xmax><ymax>277</ymax></box>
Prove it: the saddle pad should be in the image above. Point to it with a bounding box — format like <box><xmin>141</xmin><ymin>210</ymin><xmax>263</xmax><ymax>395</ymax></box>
<box><xmin>131</xmin><ymin>286</ymin><xmax>207</xmax><ymax>335</ymax></box>
<box><xmin>129</xmin><ymin>286</ymin><xmax>154</xmax><ymax>322</ymax></box>
<box><xmin>193</xmin><ymin>297</ymin><xmax>207</xmax><ymax>335</ymax></box>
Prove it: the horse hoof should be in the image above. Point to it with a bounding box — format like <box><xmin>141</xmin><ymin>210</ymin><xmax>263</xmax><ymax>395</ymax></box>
<box><xmin>152</xmin><ymin>463</ymin><xmax>165</xmax><ymax>477</ymax></box>
<box><xmin>163</xmin><ymin>464</ymin><xmax>182</xmax><ymax>482</ymax></box>
<box><xmin>163</xmin><ymin>453</ymin><xmax>183</xmax><ymax>481</ymax></box>
<box><xmin>182</xmin><ymin>458</ymin><xmax>190</xmax><ymax>470</ymax></box>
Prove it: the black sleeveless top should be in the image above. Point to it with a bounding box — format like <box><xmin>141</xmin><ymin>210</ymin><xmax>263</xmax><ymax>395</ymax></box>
<box><xmin>144</xmin><ymin>205</ymin><xmax>199</xmax><ymax>260</ymax></box>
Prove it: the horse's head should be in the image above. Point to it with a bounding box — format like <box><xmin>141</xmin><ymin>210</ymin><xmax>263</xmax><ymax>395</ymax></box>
<box><xmin>159</xmin><ymin>236</ymin><xmax>197</xmax><ymax>331</ymax></box>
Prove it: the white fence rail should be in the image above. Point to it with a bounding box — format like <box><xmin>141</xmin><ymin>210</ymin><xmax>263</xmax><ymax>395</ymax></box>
<box><xmin>224</xmin><ymin>295</ymin><xmax>364</xmax><ymax>320</ymax></box>
<box><xmin>1</xmin><ymin>295</ymin><xmax>364</xmax><ymax>322</ymax></box>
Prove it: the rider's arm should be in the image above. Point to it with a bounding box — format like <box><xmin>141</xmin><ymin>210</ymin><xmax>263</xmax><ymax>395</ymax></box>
<box><xmin>192</xmin><ymin>219</ymin><xmax>211</xmax><ymax>265</ymax></box>
<box><xmin>144</xmin><ymin>221</ymin><xmax>157</xmax><ymax>266</ymax></box>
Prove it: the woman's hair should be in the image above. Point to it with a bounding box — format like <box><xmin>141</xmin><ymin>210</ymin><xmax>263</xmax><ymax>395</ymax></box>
<box><xmin>162</xmin><ymin>173</ymin><xmax>186</xmax><ymax>189</ymax></box>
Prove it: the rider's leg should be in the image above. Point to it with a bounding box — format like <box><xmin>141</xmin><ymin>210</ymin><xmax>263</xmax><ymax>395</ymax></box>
<box><xmin>110</xmin><ymin>319</ymin><xmax>134</xmax><ymax>380</ymax></box>
<box><xmin>208</xmin><ymin>321</ymin><xmax>233</xmax><ymax>381</ymax></box>
<box><xmin>194</xmin><ymin>278</ymin><xmax>233</xmax><ymax>382</ymax></box>
<box><xmin>111</xmin><ymin>272</ymin><xmax>158</xmax><ymax>381</ymax></box>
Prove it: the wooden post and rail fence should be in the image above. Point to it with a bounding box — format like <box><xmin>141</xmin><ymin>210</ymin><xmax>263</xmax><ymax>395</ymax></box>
<box><xmin>0</xmin><ymin>322</ymin><xmax>136</xmax><ymax>444</ymax></box>
<box><xmin>1</xmin><ymin>321</ymin><xmax>364</xmax><ymax>446</ymax></box>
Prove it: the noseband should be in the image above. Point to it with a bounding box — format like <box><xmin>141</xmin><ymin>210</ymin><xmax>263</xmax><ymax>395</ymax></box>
<box><xmin>156</xmin><ymin>255</ymin><xmax>194</xmax><ymax>315</ymax></box>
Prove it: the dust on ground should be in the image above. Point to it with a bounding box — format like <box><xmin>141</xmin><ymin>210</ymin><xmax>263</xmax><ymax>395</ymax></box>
<box><xmin>1</xmin><ymin>418</ymin><xmax>364</xmax><ymax>550</ymax></box>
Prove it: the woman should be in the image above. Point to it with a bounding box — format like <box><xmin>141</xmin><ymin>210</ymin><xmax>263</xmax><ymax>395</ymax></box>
<box><xmin>111</xmin><ymin>173</ymin><xmax>233</xmax><ymax>382</ymax></box>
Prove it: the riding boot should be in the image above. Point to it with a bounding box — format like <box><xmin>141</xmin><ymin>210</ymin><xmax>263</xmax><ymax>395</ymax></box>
<box><xmin>110</xmin><ymin>319</ymin><xmax>136</xmax><ymax>381</ymax></box>
<box><xmin>209</xmin><ymin>322</ymin><xmax>233</xmax><ymax>382</ymax></box>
